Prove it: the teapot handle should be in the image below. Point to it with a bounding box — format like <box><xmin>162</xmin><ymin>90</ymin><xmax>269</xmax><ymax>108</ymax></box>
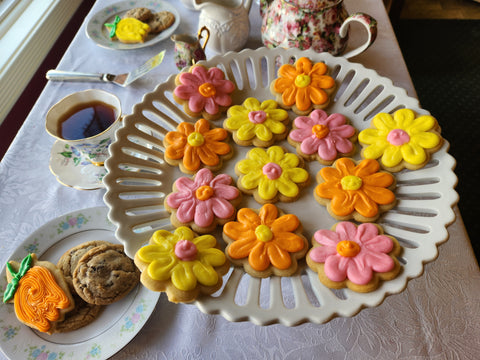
<box><xmin>197</xmin><ymin>26</ymin><xmax>210</xmax><ymax>51</ymax></box>
<box><xmin>339</xmin><ymin>13</ymin><xmax>377</xmax><ymax>59</ymax></box>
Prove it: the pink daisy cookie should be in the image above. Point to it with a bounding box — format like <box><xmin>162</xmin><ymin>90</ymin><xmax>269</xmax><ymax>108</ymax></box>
<box><xmin>173</xmin><ymin>64</ymin><xmax>236</xmax><ymax>121</ymax></box>
<box><xmin>164</xmin><ymin>168</ymin><xmax>241</xmax><ymax>234</ymax></box>
<box><xmin>306</xmin><ymin>221</ymin><xmax>402</xmax><ymax>293</ymax></box>
<box><xmin>288</xmin><ymin>109</ymin><xmax>357</xmax><ymax>165</ymax></box>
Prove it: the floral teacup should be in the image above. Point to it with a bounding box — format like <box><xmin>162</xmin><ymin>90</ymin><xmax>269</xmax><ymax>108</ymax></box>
<box><xmin>45</xmin><ymin>89</ymin><xmax>122</xmax><ymax>166</ymax></box>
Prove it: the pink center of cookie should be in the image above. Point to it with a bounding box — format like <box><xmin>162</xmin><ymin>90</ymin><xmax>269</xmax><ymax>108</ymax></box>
<box><xmin>175</xmin><ymin>240</ymin><xmax>198</xmax><ymax>261</ymax></box>
<box><xmin>262</xmin><ymin>162</ymin><xmax>282</xmax><ymax>180</ymax></box>
<box><xmin>387</xmin><ymin>129</ymin><xmax>410</xmax><ymax>146</ymax></box>
<box><xmin>248</xmin><ymin>110</ymin><xmax>267</xmax><ymax>124</ymax></box>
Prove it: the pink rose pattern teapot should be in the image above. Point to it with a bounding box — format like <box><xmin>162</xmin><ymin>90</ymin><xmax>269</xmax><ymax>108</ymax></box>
<box><xmin>260</xmin><ymin>0</ymin><xmax>377</xmax><ymax>58</ymax></box>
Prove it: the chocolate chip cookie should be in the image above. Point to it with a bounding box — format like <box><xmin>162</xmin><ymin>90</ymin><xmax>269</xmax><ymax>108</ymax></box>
<box><xmin>124</xmin><ymin>7</ymin><xmax>153</xmax><ymax>22</ymax></box>
<box><xmin>148</xmin><ymin>11</ymin><xmax>175</xmax><ymax>33</ymax></box>
<box><xmin>57</xmin><ymin>240</ymin><xmax>111</xmax><ymax>290</ymax></box>
<box><xmin>73</xmin><ymin>244</ymin><xmax>140</xmax><ymax>305</ymax></box>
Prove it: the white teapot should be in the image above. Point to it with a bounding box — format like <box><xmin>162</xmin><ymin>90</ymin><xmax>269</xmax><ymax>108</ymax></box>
<box><xmin>194</xmin><ymin>0</ymin><xmax>253</xmax><ymax>54</ymax></box>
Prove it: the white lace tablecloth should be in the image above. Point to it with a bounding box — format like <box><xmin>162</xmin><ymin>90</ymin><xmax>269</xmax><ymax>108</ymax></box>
<box><xmin>0</xmin><ymin>1</ymin><xmax>479</xmax><ymax>359</ymax></box>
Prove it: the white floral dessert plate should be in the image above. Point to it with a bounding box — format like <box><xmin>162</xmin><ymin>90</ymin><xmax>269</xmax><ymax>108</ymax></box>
<box><xmin>103</xmin><ymin>47</ymin><xmax>458</xmax><ymax>326</ymax></box>
<box><xmin>86</xmin><ymin>0</ymin><xmax>180</xmax><ymax>50</ymax></box>
<box><xmin>49</xmin><ymin>140</ymin><xmax>106</xmax><ymax>190</ymax></box>
<box><xmin>0</xmin><ymin>207</ymin><xmax>160</xmax><ymax>360</ymax></box>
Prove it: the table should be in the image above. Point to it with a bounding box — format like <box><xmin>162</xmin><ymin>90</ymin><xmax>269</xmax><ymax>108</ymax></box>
<box><xmin>0</xmin><ymin>1</ymin><xmax>479</xmax><ymax>359</ymax></box>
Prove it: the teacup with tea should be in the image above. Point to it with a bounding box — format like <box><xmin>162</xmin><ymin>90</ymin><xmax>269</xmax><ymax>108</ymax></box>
<box><xmin>46</xmin><ymin>89</ymin><xmax>122</xmax><ymax>166</ymax></box>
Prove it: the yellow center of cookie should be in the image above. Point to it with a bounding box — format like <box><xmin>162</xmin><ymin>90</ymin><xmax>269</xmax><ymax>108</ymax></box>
<box><xmin>341</xmin><ymin>175</ymin><xmax>363</xmax><ymax>191</ymax></box>
<box><xmin>199</xmin><ymin>82</ymin><xmax>216</xmax><ymax>97</ymax></box>
<box><xmin>294</xmin><ymin>74</ymin><xmax>311</xmax><ymax>88</ymax></box>
<box><xmin>195</xmin><ymin>185</ymin><xmax>214</xmax><ymax>201</ymax></box>
<box><xmin>187</xmin><ymin>132</ymin><xmax>205</xmax><ymax>147</ymax></box>
<box><xmin>312</xmin><ymin>124</ymin><xmax>329</xmax><ymax>139</ymax></box>
<box><xmin>255</xmin><ymin>225</ymin><xmax>273</xmax><ymax>242</ymax></box>
<box><xmin>336</xmin><ymin>240</ymin><xmax>361</xmax><ymax>257</ymax></box>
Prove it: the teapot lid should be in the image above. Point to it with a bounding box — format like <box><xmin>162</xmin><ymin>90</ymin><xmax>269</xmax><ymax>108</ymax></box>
<box><xmin>284</xmin><ymin>0</ymin><xmax>342</xmax><ymax>12</ymax></box>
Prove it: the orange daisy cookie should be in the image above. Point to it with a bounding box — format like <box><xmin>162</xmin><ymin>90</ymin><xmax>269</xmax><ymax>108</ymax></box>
<box><xmin>270</xmin><ymin>57</ymin><xmax>336</xmax><ymax>116</ymax></box>
<box><xmin>163</xmin><ymin>118</ymin><xmax>233</xmax><ymax>174</ymax></box>
<box><xmin>314</xmin><ymin>157</ymin><xmax>397</xmax><ymax>222</ymax></box>
<box><xmin>223</xmin><ymin>204</ymin><xmax>309</xmax><ymax>278</ymax></box>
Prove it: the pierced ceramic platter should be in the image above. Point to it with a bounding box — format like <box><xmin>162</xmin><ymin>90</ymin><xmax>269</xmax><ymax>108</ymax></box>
<box><xmin>86</xmin><ymin>0</ymin><xmax>180</xmax><ymax>50</ymax></box>
<box><xmin>103</xmin><ymin>47</ymin><xmax>458</xmax><ymax>326</ymax></box>
<box><xmin>0</xmin><ymin>207</ymin><xmax>160</xmax><ymax>359</ymax></box>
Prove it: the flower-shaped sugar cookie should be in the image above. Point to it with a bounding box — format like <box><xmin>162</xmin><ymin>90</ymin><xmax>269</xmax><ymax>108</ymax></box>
<box><xmin>224</xmin><ymin>97</ymin><xmax>289</xmax><ymax>147</ymax></box>
<box><xmin>288</xmin><ymin>109</ymin><xmax>357</xmax><ymax>165</ymax></box>
<box><xmin>223</xmin><ymin>204</ymin><xmax>308</xmax><ymax>277</ymax></box>
<box><xmin>165</xmin><ymin>168</ymin><xmax>241</xmax><ymax>234</ymax></box>
<box><xmin>306</xmin><ymin>222</ymin><xmax>401</xmax><ymax>293</ymax></box>
<box><xmin>173</xmin><ymin>64</ymin><xmax>235</xmax><ymax>121</ymax></box>
<box><xmin>235</xmin><ymin>146</ymin><xmax>310</xmax><ymax>203</ymax></box>
<box><xmin>134</xmin><ymin>226</ymin><xmax>230</xmax><ymax>303</ymax></box>
<box><xmin>314</xmin><ymin>157</ymin><xmax>396</xmax><ymax>222</ymax></box>
<box><xmin>358</xmin><ymin>108</ymin><xmax>443</xmax><ymax>172</ymax></box>
<box><xmin>270</xmin><ymin>57</ymin><xmax>336</xmax><ymax>115</ymax></box>
<box><xmin>163</xmin><ymin>118</ymin><xmax>232</xmax><ymax>174</ymax></box>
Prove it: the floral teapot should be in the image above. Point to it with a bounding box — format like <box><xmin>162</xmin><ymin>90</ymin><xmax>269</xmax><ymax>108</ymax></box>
<box><xmin>194</xmin><ymin>0</ymin><xmax>253</xmax><ymax>54</ymax></box>
<box><xmin>260</xmin><ymin>0</ymin><xmax>377</xmax><ymax>58</ymax></box>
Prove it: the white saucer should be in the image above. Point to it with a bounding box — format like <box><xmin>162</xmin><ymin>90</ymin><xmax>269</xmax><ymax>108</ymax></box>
<box><xmin>49</xmin><ymin>140</ymin><xmax>106</xmax><ymax>190</ymax></box>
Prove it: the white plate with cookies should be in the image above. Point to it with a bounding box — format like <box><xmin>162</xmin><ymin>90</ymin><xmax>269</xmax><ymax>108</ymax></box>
<box><xmin>86</xmin><ymin>0</ymin><xmax>180</xmax><ymax>50</ymax></box>
<box><xmin>103</xmin><ymin>47</ymin><xmax>458</xmax><ymax>326</ymax></box>
<box><xmin>0</xmin><ymin>207</ymin><xmax>160</xmax><ymax>360</ymax></box>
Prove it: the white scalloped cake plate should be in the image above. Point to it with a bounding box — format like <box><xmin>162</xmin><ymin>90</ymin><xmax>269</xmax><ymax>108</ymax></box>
<box><xmin>86</xmin><ymin>0</ymin><xmax>180</xmax><ymax>50</ymax></box>
<box><xmin>103</xmin><ymin>47</ymin><xmax>458</xmax><ymax>326</ymax></box>
<box><xmin>0</xmin><ymin>207</ymin><xmax>160</xmax><ymax>360</ymax></box>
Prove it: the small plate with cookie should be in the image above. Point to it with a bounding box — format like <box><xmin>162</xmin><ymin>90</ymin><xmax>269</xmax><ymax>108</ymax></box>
<box><xmin>0</xmin><ymin>206</ymin><xmax>160</xmax><ymax>360</ymax></box>
<box><xmin>86</xmin><ymin>0</ymin><xmax>180</xmax><ymax>50</ymax></box>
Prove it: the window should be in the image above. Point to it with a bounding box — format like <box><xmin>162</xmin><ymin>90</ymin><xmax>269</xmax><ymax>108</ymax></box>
<box><xmin>0</xmin><ymin>0</ymin><xmax>82</xmax><ymax>125</ymax></box>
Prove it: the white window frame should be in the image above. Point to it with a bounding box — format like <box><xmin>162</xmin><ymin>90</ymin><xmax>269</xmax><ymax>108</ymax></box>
<box><xmin>0</xmin><ymin>0</ymin><xmax>82</xmax><ymax>125</ymax></box>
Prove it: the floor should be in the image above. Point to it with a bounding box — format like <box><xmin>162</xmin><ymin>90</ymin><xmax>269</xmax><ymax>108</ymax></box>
<box><xmin>400</xmin><ymin>0</ymin><xmax>480</xmax><ymax>19</ymax></box>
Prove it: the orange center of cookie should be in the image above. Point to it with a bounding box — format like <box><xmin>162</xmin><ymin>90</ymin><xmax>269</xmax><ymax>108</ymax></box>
<box><xmin>336</xmin><ymin>240</ymin><xmax>361</xmax><ymax>257</ymax></box>
<box><xmin>255</xmin><ymin>225</ymin><xmax>273</xmax><ymax>242</ymax></box>
<box><xmin>195</xmin><ymin>185</ymin><xmax>214</xmax><ymax>201</ymax></box>
<box><xmin>199</xmin><ymin>82</ymin><xmax>216</xmax><ymax>97</ymax></box>
<box><xmin>341</xmin><ymin>175</ymin><xmax>363</xmax><ymax>191</ymax></box>
<box><xmin>312</xmin><ymin>124</ymin><xmax>329</xmax><ymax>139</ymax></box>
<box><xmin>294</xmin><ymin>74</ymin><xmax>311</xmax><ymax>88</ymax></box>
<box><xmin>187</xmin><ymin>132</ymin><xmax>205</xmax><ymax>147</ymax></box>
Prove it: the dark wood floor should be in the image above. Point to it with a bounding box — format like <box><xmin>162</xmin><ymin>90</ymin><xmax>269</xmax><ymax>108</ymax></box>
<box><xmin>401</xmin><ymin>0</ymin><xmax>480</xmax><ymax>19</ymax></box>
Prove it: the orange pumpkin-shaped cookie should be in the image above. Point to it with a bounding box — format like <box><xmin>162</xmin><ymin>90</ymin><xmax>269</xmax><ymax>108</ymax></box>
<box><xmin>3</xmin><ymin>253</ymin><xmax>75</xmax><ymax>334</ymax></box>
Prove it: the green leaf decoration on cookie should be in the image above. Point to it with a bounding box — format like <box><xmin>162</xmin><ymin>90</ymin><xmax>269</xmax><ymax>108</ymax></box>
<box><xmin>105</xmin><ymin>15</ymin><xmax>121</xmax><ymax>38</ymax></box>
<box><xmin>3</xmin><ymin>254</ymin><xmax>33</xmax><ymax>303</ymax></box>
